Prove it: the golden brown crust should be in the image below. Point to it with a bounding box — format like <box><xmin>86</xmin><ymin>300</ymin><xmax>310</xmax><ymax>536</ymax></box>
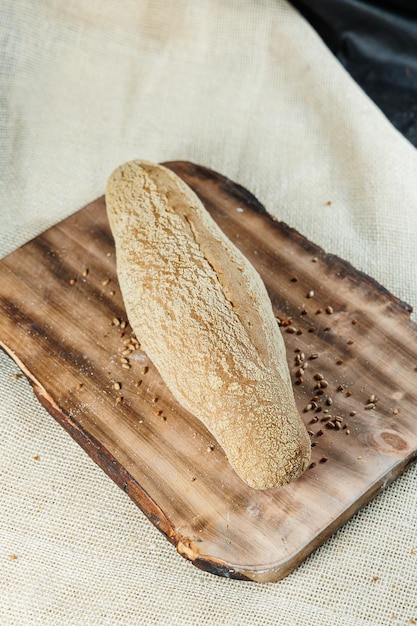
<box><xmin>105</xmin><ymin>160</ymin><xmax>310</xmax><ymax>489</ymax></box>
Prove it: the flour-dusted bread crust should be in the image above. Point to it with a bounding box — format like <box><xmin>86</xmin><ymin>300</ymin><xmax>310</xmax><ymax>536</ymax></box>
<box><xmin>105</xmin><ymin>160</ymin><xmax>311</xmax><ymax>489</ymax></box>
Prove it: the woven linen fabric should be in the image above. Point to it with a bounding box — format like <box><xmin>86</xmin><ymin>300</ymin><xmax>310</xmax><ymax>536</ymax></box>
<box><xmin>1</xmin><ymin>1</ymin><xmax>416</xmax><ymax>624</ymax></box>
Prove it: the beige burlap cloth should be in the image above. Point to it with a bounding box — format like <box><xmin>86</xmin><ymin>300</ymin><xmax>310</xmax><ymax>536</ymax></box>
<box><xmin>1</xmin><ymin>1</ymin><xmax>416</xmax><ymax>624</ymax></box>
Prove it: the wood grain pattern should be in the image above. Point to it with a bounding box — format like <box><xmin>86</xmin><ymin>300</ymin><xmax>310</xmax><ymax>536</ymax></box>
<box><xmin>0</xmin><ymin>161</ymin><xmax>416</xmax><ymax>582</ymax></box>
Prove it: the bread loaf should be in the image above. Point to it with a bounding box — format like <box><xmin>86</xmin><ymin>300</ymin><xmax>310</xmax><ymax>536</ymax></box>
<box><xmin>105</xmin><ymin>160</ymin><xmax>311</xmax><ymax>489</ymax></box>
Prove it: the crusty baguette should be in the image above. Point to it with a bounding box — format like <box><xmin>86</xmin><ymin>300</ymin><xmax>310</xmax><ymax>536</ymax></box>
<box><xmin>105</xmin><ymin>160</ymin><xmax>311</xmax><ymax>489</ymax></box>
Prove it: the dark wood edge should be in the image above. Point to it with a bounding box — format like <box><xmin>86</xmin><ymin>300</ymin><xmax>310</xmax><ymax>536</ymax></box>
<box><xmin>0</xmin><ymin>340</ymin><xmax>264</xmax><ymax>581</ymax></box>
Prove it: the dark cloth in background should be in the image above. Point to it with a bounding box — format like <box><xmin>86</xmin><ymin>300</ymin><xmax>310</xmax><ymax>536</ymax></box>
<box><xmin>289</xmin><ymin>0</ymin><xmax>417</xmax><ymax>147</ymax></box>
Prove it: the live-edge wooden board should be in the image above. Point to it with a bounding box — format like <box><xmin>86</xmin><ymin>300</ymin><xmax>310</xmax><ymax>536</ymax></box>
<box><xmin>1</xmin><ymin>162</ymin><xmax>417</xmax><ymax>582</ymax></box>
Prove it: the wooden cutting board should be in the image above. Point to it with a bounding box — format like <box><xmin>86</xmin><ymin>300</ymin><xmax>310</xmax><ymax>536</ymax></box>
<box><xmin>1</xmin><ymin>162</ymin><xmax>416</xmax><ymax>582</ymax></box>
